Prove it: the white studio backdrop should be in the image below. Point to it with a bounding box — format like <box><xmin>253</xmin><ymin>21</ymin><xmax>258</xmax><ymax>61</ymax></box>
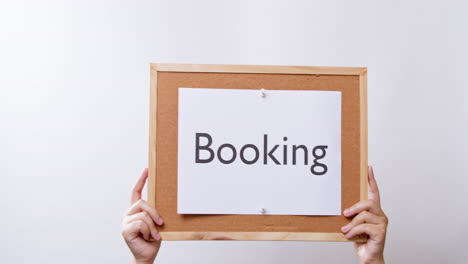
<box><xmin>1</xmin><ymin>0</ymin><xmax>467</xmax><ymax>263</ymax></box>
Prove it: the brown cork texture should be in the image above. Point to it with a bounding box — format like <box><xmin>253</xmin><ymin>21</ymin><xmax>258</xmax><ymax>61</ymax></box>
<box><xmin>154</xmin><ymin>72</ymin><xmax>360</xmax><ymax>233</ymax></box>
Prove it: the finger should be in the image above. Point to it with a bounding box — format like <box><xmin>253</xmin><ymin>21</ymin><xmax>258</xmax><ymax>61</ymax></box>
<box><xmin>125</xmin><ymin>212</ymin><xmax>161</xmax><ymax>241</ymax></box>
<box><xmin>123</xmin><ymin>220</ymin><xmax>151</xmax><ymax>241</ymax></box>
<box><xmin>131</xmin><ymin>168</ymin><xmax>148</xmax><ymax>204</ymax></box>
<box><xmin>368</xmin><ymin>166</ymin><xmax>381</xmax><ymax>206</ymax></box>
<box><xmin>122</xmin><ymin>220</ymin><xmax>140</xmax><ymax>241</ymax></box>
<box><xmin>341</xmin><ymin>211</ymin><xmax>383</xmax><ymax>233</ymax></box>
<box><xmin>345</xmin><ymin>223</ymin><xmax>385</xmax><ymax>241</ymax></box>
<box><xmin>343</xmin><ymin>199</ymin><xmax>383</xmax><ymax>217</ymax></box>
<box><xmin>136</xmin><ymin>220</ymin><xmax>151</xmax><ymax>241</ymax></box>
<box><xmin>126</xmin><ymin>199</ymin><xmax>164</xmax><ymax>226</ymax></box>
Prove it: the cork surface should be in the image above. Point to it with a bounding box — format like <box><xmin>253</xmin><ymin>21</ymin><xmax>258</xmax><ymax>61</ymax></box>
<box><xmin>153</xmin><ymin>72</ymin><xmax>361</xmax><ymax>233</ymax></box>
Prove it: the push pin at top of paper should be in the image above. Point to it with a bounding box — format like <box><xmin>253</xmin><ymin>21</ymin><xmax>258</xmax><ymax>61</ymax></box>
<box><xmin>260</xmin><ymin>88</ymin><xmax>266</xmax><ymax>98</ymax></box>
<box><xmin>261</xmin><ymin>208</ymin><xmax>267</xmax><ymax>214</ymax></box>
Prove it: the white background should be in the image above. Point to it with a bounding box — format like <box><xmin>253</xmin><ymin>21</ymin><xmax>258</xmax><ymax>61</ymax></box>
<box><xmin>178</xmin><ymin>89</ymin><xmax>341</xmax><ymax>215</ymax></box>
<box><xmin>1</xmin><ymin>0</ymin><xmax>467</xmax><ymax>263</ymax></box>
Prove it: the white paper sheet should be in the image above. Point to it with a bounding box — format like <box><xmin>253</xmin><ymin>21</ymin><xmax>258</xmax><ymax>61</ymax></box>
<box><xmin>177</xmin><ymin>88</ymin><xmax>342</xmax><ymax>215</ymax></box>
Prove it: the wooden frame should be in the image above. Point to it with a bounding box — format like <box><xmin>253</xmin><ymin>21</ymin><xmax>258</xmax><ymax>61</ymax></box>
<box><xmin>148</xmin><ymin>63</ymin><xmax>368</xmax><ymax>241</ymax></box>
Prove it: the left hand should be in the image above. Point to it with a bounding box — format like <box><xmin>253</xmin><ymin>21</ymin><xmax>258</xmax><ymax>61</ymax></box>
<box><xmin>121</xmin><ymin>168</ymin><xmax>163</xmax><ymax>264</ymax></box>
<box><xmin>341</xmin><ymin>166</ymin><xmax>388</xmax><ymax>264</ymax></box>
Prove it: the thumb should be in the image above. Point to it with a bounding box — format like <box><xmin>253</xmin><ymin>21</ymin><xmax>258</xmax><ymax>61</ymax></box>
<box><xmin>368</xmin><ymin>166</ymin><xmax>381</xmax><ymax>206</ymax></box>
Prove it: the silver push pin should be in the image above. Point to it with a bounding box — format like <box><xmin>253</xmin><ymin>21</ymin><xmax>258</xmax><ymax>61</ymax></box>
<box><xmin>261</xmin><ymin>208</ymin><xmax>266</xmax><ymax>214</ymax></box>
<box><xmin>260</xmin><ymin>88</ymin><xmax>266</xmax><ymax>98</ymax></box>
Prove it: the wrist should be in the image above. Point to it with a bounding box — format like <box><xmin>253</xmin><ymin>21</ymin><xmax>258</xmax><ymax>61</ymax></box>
<box><xmin>133</xmin><ymin>258</ymin><xmax>154</xmax><ymax>264</ymax></box>
<box><xmin>361</xmin><ymin>256</ymin><xmax>384</xmax><ymax>264</ymax></box>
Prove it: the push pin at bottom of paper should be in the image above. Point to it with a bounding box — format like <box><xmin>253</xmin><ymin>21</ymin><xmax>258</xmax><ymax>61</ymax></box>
<box><xmin>260</xmin><ymin>88</ymin><xmax>266</xmax><ymax>98</ymax></box>
<box><xmin>261</xmin><ymin>208</ymin><xmax>267</xmax><ymax>214</ymax></box>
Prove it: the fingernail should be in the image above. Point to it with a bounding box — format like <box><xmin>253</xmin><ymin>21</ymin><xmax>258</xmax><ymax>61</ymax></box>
<box><xmin>343</xmin><ymin>209</ymin><xmax>350</xmax><ymax>216</ymax></box>
<box><xmin>155</xmin><ymin>232</ymin><xmax>161</xmax><ymax>241</ymax></box>
<box><xmin>345</xmin><ymin>232</ymin><xmax>351</xmax><ymax>238</ymax></box>
<box><xmin>157</xmin><ymin>217</ymin><xmax>164</xmax><ymax>225</ymax></box>
<box><xmin>341</xmin><ymin>225</ymin><xmax>349</xmax><ymax>232</ymax></box>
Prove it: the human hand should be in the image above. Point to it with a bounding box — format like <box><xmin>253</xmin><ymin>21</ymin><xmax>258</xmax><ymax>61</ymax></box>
<box><xmin>341</xmin><ymin>166</ymin><xmax>388</xmax><ymax>264</ymax></box>
<box><xmin>121</xmin><ymin>168</ymin><xmax>164</xmax><ymax>264</ymax></box>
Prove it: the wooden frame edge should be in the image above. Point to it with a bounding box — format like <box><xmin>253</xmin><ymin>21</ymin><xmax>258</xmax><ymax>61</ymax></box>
<box><xmin>160</xmin><ymin>232</ymin><xmax>367</xmax><ymax>242</ymax></box>
<box><xmin>148</xmin><ymin>64</ymin><xmax>158</xmax><ymax>207</ymax></box>
<box><xmin>148</xmin><ymin>63</ymin><xmax>368</xmax><ymax>241</ymax></box>
<box><xmin>151</xmin><ymin>63</ymin><xmax>365</xmax><ymax>76</ymax></box>
<box><xmin>359</xmin><ymin>68</ymin><xmax>368</xmax><ymax>201</ymax></box>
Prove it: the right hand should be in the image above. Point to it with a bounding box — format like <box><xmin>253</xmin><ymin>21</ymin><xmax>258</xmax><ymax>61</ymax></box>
<box><xmin>341</xmin><ymin>166</ymin><xmax>388</xmax><ymax>264</ymax></box>
<box><xmin>121</xmin><ymin>168</ymin><xmax>164</xmax><ymax>264</ymax></box>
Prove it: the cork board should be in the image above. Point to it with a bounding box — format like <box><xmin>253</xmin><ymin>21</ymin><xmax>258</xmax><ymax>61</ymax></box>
<box><xmin>148</xmin><ymin>63</ymin><xmax>368</xmax><ymax>241</ymax></box>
